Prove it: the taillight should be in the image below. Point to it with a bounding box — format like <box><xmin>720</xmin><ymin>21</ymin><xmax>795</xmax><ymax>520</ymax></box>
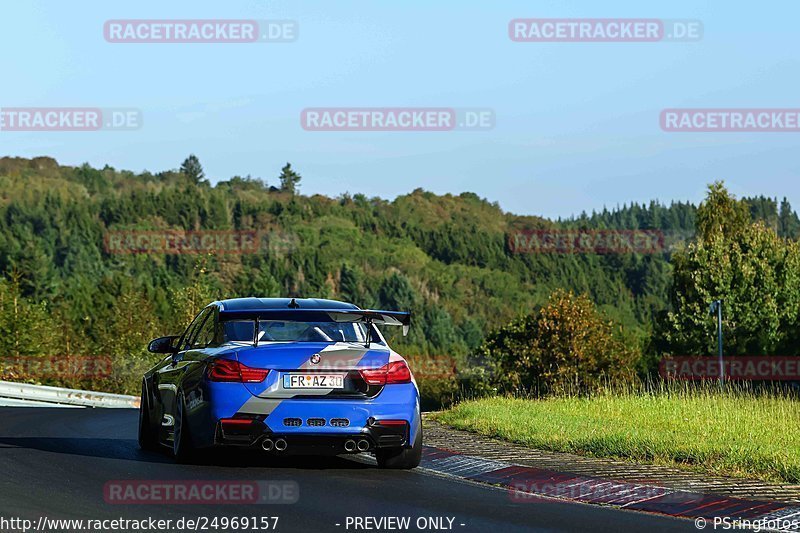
<box><xmin>239</xmin><ymin>364</ymin><xmax>270</xmax><ymax>382</ymax></box>
<box><xmin>360</xmin><ymin>361</ymin><xmax>412</xmax><ymax>385</ymax></box>
<box><xmin>375</xmin><ymin>419</ymin><xmax>408</xmax><ymax>427</ymax></box>
<box><xmin>208</xmin><ymin>359</ymin><xmax>269</xmax><ymax>383</ymax></box>
<box><xmin>219</xmin><ymin>418</ymin><xmax>256</xmax><ymax>427</ymax></box>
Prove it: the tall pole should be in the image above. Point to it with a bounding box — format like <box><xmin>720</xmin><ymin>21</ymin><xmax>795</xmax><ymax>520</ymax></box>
<box><xmin>716</xmin><ymin>300</ymin><xmax>724</xmax><ymax>389</ymax></box>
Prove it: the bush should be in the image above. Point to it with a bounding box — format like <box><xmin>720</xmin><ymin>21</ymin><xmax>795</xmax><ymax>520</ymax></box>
<box><xmin>477</xmin><ymin>289</ymin><xmax>640</xmax><ymax>395</ymax></box>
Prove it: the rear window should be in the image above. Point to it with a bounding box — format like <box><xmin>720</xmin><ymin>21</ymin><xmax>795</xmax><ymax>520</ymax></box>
<box><xmin>222</xmin><ymin>319</ymin><xmax>368</xmax><ymax>343</ymax></box>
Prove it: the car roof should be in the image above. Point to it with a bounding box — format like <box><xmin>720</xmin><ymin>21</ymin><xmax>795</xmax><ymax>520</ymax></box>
<box><xmin>213</xmin><ymin>297</ymin><xmax>360</xmax><ymax>312</ymax></box>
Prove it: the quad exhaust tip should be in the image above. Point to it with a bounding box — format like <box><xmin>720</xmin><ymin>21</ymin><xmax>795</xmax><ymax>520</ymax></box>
<box><xmin>344</xmin><ymin>439</ymin><xmax>357</xmax><ymax>452</ymax></box>
<box><xmin>274</xmin><ymin>438</ymin><xmax>288</xmax><ymax>452</ymax></box>
<box><xmin>261</xmin><ymin>438</ymin><xmax>274</xmax><ymax>451</ymax></box>
<box><xmin>356</xmin><ymin>439</ymin><xmax>370</xmax><ymax>452</ymax></box>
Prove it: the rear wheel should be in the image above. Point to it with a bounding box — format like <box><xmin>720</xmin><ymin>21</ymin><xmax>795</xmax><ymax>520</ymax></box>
<box><xmin>138</xmin><ymin>382</ymin><xmax>159</xmax><ymax>451</ymax></box>
<box><xmin>172</xmin><ymin>391</ymin><xmax>196</xmax><ymax>463</ymax></box>
<box><xmin>376</xmin><ymin>424</ymin><xmax>422</xmax><ymax>469</ymax></box>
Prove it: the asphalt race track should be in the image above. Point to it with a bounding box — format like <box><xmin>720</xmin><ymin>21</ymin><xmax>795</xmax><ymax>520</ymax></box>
<box><xmin>0</xmin><ymin>407</ymin><xmax>695</xmax><ymax>532</ymax></box>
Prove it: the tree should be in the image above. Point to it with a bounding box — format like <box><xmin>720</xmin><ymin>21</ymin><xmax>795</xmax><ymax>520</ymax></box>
<box><xmin>167</xmin><ymin>260</ymin><xmax>220</xmax><ymax>334</ymax></box>
<box><xmin>659</xmin><ymin>183</ymin><xmax>800</xmax><ymax>356</ymax></box>
<box><xmin>10</xmin><ymin>241</ymin><xmax>58</xmax><ymax>301</ymax></box>
<box><xmin>378</xmin><ymin>272</ymin><xmax>417</xmax><ymax>311</ymax></box>
<box><xmin>0</xmin><ymin>272</ymin><xmax>50</xmax><ymax>359</ymax></box>
<box><xmin>95</xmin><ymin>283</ymin><xmax>160</xmax><ymax>393</ymax></box>
<box><xmin>180</xmin><ymin>154</ymin><xmax>205</xmax><ymax>185</ymax></box>
<box><xmin>219</xmin><ymin>175</ymin><xmax>267</xmax><ymax>191</ymax></box>
<box><xmin>278</xmin><ymin>163</ymin><xmax>301</xmax><ymax>194</ymax></box>
<box><xmin>779</xmin><ymin>197</ymin><xmax>800</xmax><ymax>239</ymax></box>
<box><xmin>478</xmin><ymin>289</ymin><xmax>639</xmax><ymax>395</ymax></box>
<box><xmin>339</xmin><ymin>264</ymin><xmax>362</xmax><ymax>304</ymax></box>
<box><xmin>420</xmin><ymin>305</ymin><xmax>457</xmax><ymax>351</ymax></box>
<box><xmin>696</xmin><ymin>181</ymin><xmax>749</xmax><ymax>241</ymax></box>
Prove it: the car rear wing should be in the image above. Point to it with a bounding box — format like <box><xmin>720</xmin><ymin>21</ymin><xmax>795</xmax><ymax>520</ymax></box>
<box><xmin>218</xmin><ymin>308</ymin><xmax>411</xmax><ymax>337</ymax></box>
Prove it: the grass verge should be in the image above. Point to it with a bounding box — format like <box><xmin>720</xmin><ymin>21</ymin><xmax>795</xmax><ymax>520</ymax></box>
<box><xmin>432</xmin><ymin>388</ymin><xmax>800</xmax><ymax>483</ymax></box>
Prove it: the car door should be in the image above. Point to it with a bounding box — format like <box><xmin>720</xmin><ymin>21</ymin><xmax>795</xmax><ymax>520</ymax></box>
<box><xmin>178</xmin><ymin>306</ymin><xmax>221</xmax><ymax>440</ymax></box>
<box><xmin>155</xmin><ymin>307</ymin><xmax>210</xmax><ymax>442</ymax></box>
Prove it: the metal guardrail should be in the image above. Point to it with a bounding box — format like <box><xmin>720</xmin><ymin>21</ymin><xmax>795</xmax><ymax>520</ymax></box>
<box><xmin>0</xmin><ymin>381</ymin><xmax>139</xmax><ymax>408</ymax></box>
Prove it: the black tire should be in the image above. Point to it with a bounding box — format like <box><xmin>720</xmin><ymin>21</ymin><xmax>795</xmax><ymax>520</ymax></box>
<box><xmin>172</xmin><ymin>391</ymin><xmax>196</xmax><ymax>463</ymax></box>
<box><xmin>376</xmin><ymin>424</ymin><xmax>422</xmax><ymax>469</ymax></box>
<box><xmin>138</xmin><ymin>382</ymin><xmax>159</xmax><ymax>451</ymax></box>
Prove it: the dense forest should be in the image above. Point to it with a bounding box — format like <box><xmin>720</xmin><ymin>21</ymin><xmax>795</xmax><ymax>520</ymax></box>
<box><xmin>0</xmin><ymin>155</ymin><xmax>798</xmax><ymax>397</ymax></box>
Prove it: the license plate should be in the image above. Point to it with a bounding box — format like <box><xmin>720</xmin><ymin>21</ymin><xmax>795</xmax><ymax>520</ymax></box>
<box><xmin>283</xmin><ymin>374</ymin><xmax>345</xmax><ymax>389</ymax></box>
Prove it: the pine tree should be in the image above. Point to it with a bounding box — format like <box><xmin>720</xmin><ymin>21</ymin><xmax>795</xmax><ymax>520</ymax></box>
<box><xmin>339</xmin><ymin>264</ymin><xmax>362</xmax><ymax>304</ymax></box>
<box><xmin>0</xmin><ymin>271</ymin><xmax>50</xmax><ymax>359</ymax></box>
<box><xmin>778</xmin><ymin>197</ymin><xmax>800</xmax><ymax>239</ymax></box>
<box><xmin>180</xmin><ymin>154</ymin><xmax>206</xmax><ymax>185</ymax></box>
<box><xmin>278</xmin><ymin>163</ymin><xmax>302</xmax><ymax>194</ymax></box>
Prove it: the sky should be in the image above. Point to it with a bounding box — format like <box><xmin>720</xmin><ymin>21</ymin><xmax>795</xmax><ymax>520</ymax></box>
<box><xmin>1</xmin><ymin>1</ymin><xmax>799</xmax><ymax>219</ymax></box>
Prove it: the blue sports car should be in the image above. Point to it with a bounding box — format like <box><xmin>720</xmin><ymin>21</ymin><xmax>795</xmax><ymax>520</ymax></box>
<box><xmin>138</xmin><ymin>297</ymin><xmax>422</xmax><ymax>469</ymax></box>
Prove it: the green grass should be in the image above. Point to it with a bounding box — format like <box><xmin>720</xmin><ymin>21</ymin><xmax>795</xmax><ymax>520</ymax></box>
<box><xmin>432</xmin><ymin>387</ymin><xmax>800</xmax><ymax>483</ymax></box>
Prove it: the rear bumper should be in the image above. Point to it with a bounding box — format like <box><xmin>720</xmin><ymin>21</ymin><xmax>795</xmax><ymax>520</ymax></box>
<box><xmin>216</xmin><ymin>419</ymin><xmax>411</xmax><ymax>453</ymax></box>
<box><xmin>195</xmin><ymin>381</ymin><xmax>421</xmax><ymax>451</ymax></box>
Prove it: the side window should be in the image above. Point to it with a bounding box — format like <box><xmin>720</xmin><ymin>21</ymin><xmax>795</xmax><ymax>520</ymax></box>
<box><xmin>191</xmin><ymin>308</ymin><xmax>217</xmax><ymax>349</ymax></box>
<box><xmin>179</xmin><ymin>308</ymin><xmax>209</xmax><ymax>351</ymax></box>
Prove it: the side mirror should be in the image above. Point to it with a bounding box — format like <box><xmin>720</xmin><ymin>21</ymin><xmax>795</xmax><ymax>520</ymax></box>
<box><xmin>148</xmin><ymin>335</ymin><xmax>179</xmax><ymax>354</ymax></box>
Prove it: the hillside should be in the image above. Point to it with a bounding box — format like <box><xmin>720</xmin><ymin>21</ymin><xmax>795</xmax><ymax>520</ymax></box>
<box><xmin>0</xmin><ymin>156</ymin><xmax>797</xmax><ymax>394</ymax></box>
